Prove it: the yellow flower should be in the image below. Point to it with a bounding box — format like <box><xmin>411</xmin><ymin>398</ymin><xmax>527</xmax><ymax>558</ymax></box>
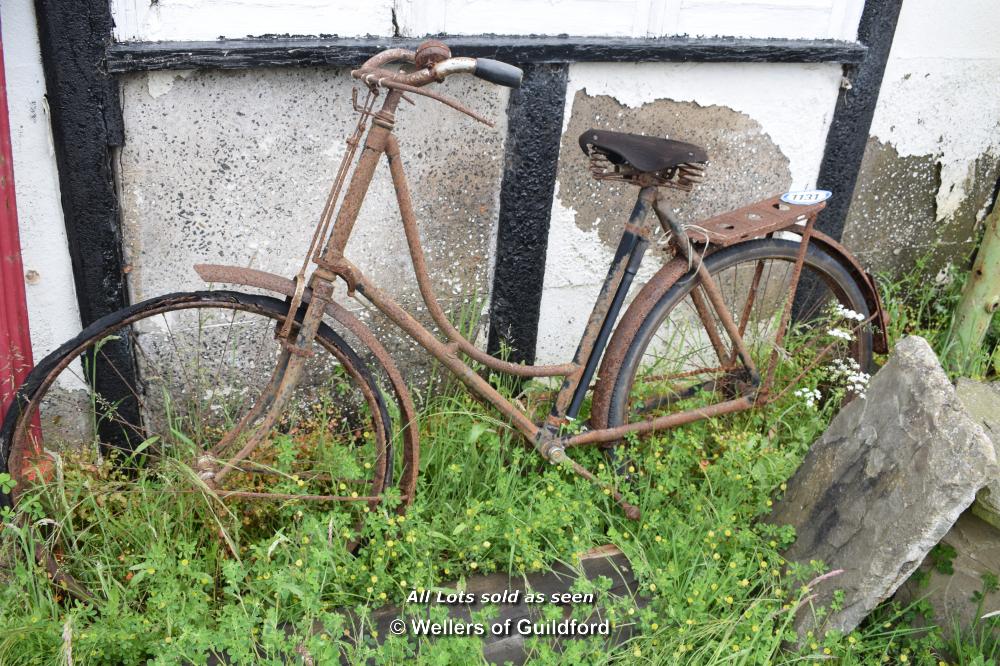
<box><xmin>180</xmin><ymin>559</ymin><xmax>188</xmax><ymax>567</ymax></box>
<box><xmin>295</xmin><ymin>559</ymin><xmax>303</xmax><ymax>567</ymax></box>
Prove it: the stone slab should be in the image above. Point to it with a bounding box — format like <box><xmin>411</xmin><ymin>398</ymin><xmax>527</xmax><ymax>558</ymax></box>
<box><xmin>768</xmin><ymin>335</ymin><xmax>999</xmax><ymax>637</ymax></box>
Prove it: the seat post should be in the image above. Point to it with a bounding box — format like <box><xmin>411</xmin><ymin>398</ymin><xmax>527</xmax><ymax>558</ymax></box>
<box><xmin>552</xmin><ymin>186</ymin><xmax>659</xmax><ymax>423</ymax></box>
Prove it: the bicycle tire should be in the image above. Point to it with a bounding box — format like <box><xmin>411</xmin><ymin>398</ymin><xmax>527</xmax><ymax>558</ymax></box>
<box><xmin>1</xmin><ymin>290</ymin><xmax>399</xmax><ymax>600</ymax></box>
<box><xmin>597</xmin><ymin>238</ymin><xmax>874</xmax><ymax>431</ymax></box>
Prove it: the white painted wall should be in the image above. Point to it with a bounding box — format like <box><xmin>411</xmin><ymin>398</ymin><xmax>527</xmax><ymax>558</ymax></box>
<box><xmin>866</xmin><ymin>0</ymin><xmax>1000</xmax><ymax>224</ymax></box>
<box><xmin>534</xmin><ymin>61</ymin><xmax>843</xmax><ymax>364</ymax></box>
<box><xmin>399</xmin><ymin>0</ymin><xmax>864</xmax><ymax>40</ymax></box>
<box><xmin>111</xmin><ymin>0</ymin><xmax>865</xmax><ymax>42</ymax></box>
<box><xmin>110</xmin><ymin>0</ymin><xmax>396</xmax><ymax>42</ymax></box>
<box><xmin>1</xmin><ymin>0</ymin><xmax>83</xmax><ymax>364</ymax></box>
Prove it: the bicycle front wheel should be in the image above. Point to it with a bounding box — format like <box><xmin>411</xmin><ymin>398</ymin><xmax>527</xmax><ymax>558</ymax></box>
<box><xmin>595</xmin><ymin>238</ymin><xmax>874</xmax><ymax>432</ymax></box>
<box><xmin>1</xmin><ymin>291</ymin><xmax>395</xmax><ymax>600</ymax></box>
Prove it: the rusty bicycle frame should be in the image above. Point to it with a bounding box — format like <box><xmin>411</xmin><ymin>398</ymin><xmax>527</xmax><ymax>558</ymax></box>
<box><xmin>191</xmin><ymin>41</ymin><xmax>887</xmax><ymax>519</ymax></box>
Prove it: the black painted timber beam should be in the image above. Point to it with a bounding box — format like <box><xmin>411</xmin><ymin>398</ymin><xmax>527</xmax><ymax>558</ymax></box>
<box><xmin>105</xmin><ymin>35</ymin><xmax>866</xmax><ymax>73</ymax></box>
<box><xmin>815</xmin><ymin>0</ymin><xmax>903</xmax><ymax>239</ymax></box>
<box><xmin>487</xmin><ymin>64</ymin><xmax>569</xmax><ymax>365</ymax></box>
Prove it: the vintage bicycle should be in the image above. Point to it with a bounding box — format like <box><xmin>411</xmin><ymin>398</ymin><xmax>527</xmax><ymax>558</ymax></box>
<box><xmin>1</xmin><ymin>40</ymin><xmax>887</xmax><ymax>599</ymax></box>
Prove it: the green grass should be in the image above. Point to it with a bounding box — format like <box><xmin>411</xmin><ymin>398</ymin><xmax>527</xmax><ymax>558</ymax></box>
<box><xmin>1</xmin><ymin>265</ymin><xmax>998</xmax><ymax>665</ymax></box>
<box><xmin>0</xmin><ymin>379</ymin><xmax>961</xmax><ymax>665</ymax></box>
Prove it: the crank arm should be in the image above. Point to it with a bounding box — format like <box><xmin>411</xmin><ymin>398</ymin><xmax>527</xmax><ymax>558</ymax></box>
<box><xmin>543</xmin><ymin>442</ymin><xmax>641</xmax><ymax>521</ymax></box>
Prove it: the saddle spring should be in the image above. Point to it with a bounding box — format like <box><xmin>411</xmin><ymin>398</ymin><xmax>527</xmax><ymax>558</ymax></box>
<box><xmin>587</xmin><ymin>148</ymin><xmax>706</xmax><ymax>191</ymax></box>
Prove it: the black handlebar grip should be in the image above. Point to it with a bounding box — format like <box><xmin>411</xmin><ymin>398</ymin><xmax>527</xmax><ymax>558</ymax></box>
<box><xmin>474</xmin><ymin>59</ymin><xmax>523</xmax><ymax>88</ymax></box>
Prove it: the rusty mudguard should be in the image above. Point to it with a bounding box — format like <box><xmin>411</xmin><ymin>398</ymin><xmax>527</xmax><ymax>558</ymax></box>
<box><xmin>193</xmin><ymin>263</ymin><xmax>419</xmax><ymax>508</ymax></box>
<box><xmin>589</xmin><ymin>232</ymin><xmax>890</xmax><ymax>431</ymax></box>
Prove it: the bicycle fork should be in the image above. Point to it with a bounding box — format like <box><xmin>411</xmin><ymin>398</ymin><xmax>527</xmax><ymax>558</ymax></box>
<box><xmin>197</xmin><ymin>275</ymin><xmax>336</xmax><ymax>487</ymax></box>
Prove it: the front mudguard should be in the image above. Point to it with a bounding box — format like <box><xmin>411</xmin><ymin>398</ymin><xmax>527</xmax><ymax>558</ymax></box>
<box><xmin>194</xmin><ymin>264</ymin><xmax>419</xmax><ymax>507</ymax></box>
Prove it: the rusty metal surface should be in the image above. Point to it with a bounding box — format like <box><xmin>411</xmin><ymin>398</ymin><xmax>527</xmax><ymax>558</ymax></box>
<box><xmin>587</xmin><ymin>149</ymin><xmax>706</xmax><ymax>192</ymax></box>
<box><xmin>353</xmin><ymin>277</ymin><xmax>543</xmax><ymax>443</ymax></box>
<box><xmin>383</xmin><ymin>136</ymin><xmax>575</xmax><ymax>379</ymax></box>
<box><xmin>568</xmin><ymin>396</ymin><xmax>752</xmax><ymax>447</ymax></box>
<box><xmin>688</xmin><ymin>284</ymin><xmax>729</xmax><ymax>364</ymax></box>
<box><xmin>589</xmin><ymin>255</ymin><xmax>692</xmax><ymax>431</ymax></box>
<box><xmin>322</xmin><ymin>91</ymin><xmax>402</xmax><ymax>256</ymax></box>
<box><xmin>414</xmin><ymin>40</ymin><xmax>451</xmax><ymax>68</ymax></box>
<box><xmin>655</xmin><ymin>198</ymin><xmax>760</xmax><ymax>384</ymax></box>
<box><xmin>803</xmin><ymin>229</ymin><xmax>890</xmax><ymax>354</ymax></box>
<box><xmin>761</xmin><ymin>212</ymin><xmax>816</xmax><ymax>392</ymax></box>
<box><xmin>693</xmin><ymin>195</ymin><xmax>826</xmax><ymax>247</ymax></box>
<box><xmin>193</xmin><ymin>264</ymin><xmax>420</xmax><ymax>506</ymax></box>
<box><xmin>549</xmin><ymin>187</ymin><xmax>658</xmax><ymax>421</ymax></box>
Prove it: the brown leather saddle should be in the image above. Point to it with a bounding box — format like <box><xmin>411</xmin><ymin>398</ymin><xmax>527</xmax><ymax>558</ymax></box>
<box><xmin>579</xmin><ymin>129</ymin><xmax>707</xmax><ymax>173</ymax></box>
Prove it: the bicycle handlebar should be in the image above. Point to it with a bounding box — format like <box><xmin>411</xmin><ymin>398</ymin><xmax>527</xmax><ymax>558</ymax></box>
<box><xmin>351</xmin><ymin>43</ymin><xmax>523</xmax><ymax>90</ymax></box>
<box><xmin>349</xmin><ymin>41</ymin><xmax>522</xmax><ymax>126</ymax></box>
<box><xmin>473</xmin><ymin>59</ymin><xmax>523</xmax><ymax>88</ymax></box>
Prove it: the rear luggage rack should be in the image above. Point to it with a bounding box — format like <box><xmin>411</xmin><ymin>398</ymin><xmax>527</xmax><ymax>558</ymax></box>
<box><xmin>691</xmin><ymin>196</ymin><xmax>826</xmax><ymax>247</ymax></box>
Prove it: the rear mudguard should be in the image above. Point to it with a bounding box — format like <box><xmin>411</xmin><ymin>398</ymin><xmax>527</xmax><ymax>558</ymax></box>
<box><xmin>589</xmin><ymin>234</ymin><xmax>889</xmax><ymax>430</ymax></box>
<box><xmin>194</xmin><ymin>264</ymin><xmax>419</xmax><ymax>507</ymax></box>
<box><xmin>805</xmin><ymin>229</ymin><xmax>889</xmax><ymax>355</ymax></box>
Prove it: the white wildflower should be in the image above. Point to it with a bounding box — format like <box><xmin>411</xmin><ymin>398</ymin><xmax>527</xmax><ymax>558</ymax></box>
<box><xmin>832</xmin><ymin>304</ymin><xmax>866</xmax><ymax>322</ymax></box>
<box><xmin>828</xmin><ymin>328</ymin><xmax>853</xmax><ymax>341</ymax></box>
<box><xmin>828</xmin><ymin>357</ymin><xmax>870</xmax><ymax>398</ymax></box>
<box><xmin>794</xmin><ymin>387</ymin><xmax>822</xmax><ymax>409</ymax></box>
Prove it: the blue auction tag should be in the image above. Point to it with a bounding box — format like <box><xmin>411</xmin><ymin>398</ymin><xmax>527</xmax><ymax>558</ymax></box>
<box><xmin>780</xmin><ymin>190</ymin><xmax>832</xmax><ymax>205</ymax></box>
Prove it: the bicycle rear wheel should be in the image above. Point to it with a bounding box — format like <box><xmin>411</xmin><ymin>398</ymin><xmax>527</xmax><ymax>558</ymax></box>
<box><xmin>1</xmin><ymin>291</ymin><xmax>396</xmax><ymax>600</ymax></box>
<box><xmin>595</xmin><ymin>238</ymin><xmax>874</xmax><ymax>432</ymax></box>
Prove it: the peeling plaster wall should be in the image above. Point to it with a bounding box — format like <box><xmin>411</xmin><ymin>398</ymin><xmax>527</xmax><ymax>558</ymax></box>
<box><xmin>0</xmin><ymin>0</ymin><xmax>84</xmax><ymax>366</ymax></box>
<box><xmin>117</xmin><ymin>68</ymin><xmax>509</xmax><ymax>383</ymax></box>
<box><xmin>842</xmin><ymin>0</ymin><xmax>1000</xmax><ymax>276</ymax></box>
<box><xmin>535</xmin><ymin>61</ymin><xmax>842</xmax><ymax>364</ymax></box>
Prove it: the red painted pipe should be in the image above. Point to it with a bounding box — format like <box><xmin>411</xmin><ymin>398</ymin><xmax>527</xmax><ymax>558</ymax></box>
<box><xmin>0</xmin><ymin>30</ymin><xmax>36</xmax><ymax>422</ymax></box>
